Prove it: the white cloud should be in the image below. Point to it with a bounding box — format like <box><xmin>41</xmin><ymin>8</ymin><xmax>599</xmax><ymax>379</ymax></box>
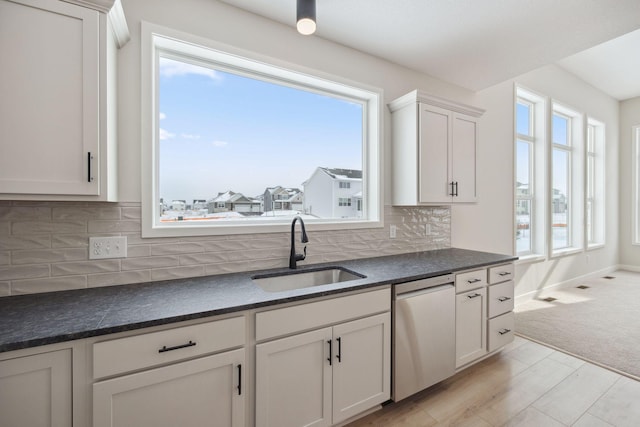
<box><xmin>159</xmin><ymin>58</ymin><xmax>220</xmax><ymax>82</ymax></box>
<box><xmin>159</xmin><ymin>112</ymin><xmax>166</xmax><ymax>120</ymax></box>
<box><xmin>159</xmin><ymin>128</ymin><xmax>175</xmax><ymax>140</ymax></box>
<box><xmin>181</xmin><ymin>133</ymin><xmax>201</xmax><ymax>140</ymax></box>
<box><xmin>212</xmin><ymin>140</ymin><xmax>229</xmax><ymax>147</ymax></box>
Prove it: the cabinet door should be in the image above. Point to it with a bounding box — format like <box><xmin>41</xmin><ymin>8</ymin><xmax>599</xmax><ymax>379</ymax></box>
<box><xmin>455</xmin><ymin>288</ymin><xmax>487</xmax><ymax>367</ymax></box>
<box><xmin>451</xmin><ymin>113</ymin><xmax>478</xmax><ymax>202</ymax></box>
<box><xmin>0</xmin><ymin>0</ymin><xmax>100</xmax><ymax>195</ymax></box>
<box><xmin>419</xmin><ymin>104</ymin><xmax>452</xmax><ymax>203</ymax></box>
<box><xmin>332</xmin><ymin>312</ymin><xmax>391</xmax><ymax>424</ymax></box>
<box><xmin>256</xmin><ymin>328</ymin><xmax>332</xmax><ymax>427</ymax></box>
<box><xmin>0</xmin><ymin>349</ymin><xmax>72</xmax><ymax>427</ymax></box>
<box><xmin>93</xmin><ymin>349</ymin><xmax>245</xmax><ymax>427</ymax></box>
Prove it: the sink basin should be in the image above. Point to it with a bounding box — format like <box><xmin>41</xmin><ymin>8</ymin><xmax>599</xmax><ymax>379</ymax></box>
<box><xmin>252</xmin><ymin>267</ymin><xmax>366</xmax><ymax>293</ymax></box>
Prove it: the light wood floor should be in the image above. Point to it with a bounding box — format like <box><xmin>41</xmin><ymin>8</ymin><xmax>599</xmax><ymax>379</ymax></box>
<box><xmin>345</xmin><ymin>336</ymin><xmax>640</xmax><ymax>426</ymax></box>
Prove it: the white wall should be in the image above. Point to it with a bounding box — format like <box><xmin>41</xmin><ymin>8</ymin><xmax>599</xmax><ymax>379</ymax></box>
<box><xmin>619</xmin><ymin>97</ymin><xmax>640</xmax><ymax>269</ymax></box>
<box><xmin>452</xmin><ymin>64</ymin><xmax>620</xmax><ymax>300</ymax></box>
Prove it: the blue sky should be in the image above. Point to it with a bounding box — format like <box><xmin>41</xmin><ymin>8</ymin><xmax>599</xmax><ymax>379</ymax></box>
<box><xmin>516</xmin><ymin>102</ymin><xmax>568</xmax><ymax>194</ymax></box>
<box><xmin>158</xmin><ymin>57</ymin><xmax>363</xmax><ymax>203</ymax></box>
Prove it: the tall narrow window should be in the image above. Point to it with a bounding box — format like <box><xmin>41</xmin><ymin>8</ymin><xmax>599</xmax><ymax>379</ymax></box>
<box><xmin>634</xmin><ymin>126</ymin><xmax>640</xmax><ymax>245</ymax></box>
<box><xmin>515</xmin><ymin>87</ymin><xmax>545</xmax><ymax>258</ymax></box>
<box><xmin>586</xmin><ymin>119</ymin><xmax>605</xmax><ymax>247</ymax></box>
<box><xmin>552</xmin><ymin>112</ymin><xmax>571</xmax><ymax>250</ymax></box>
<box><xmin>551</xmin><ymin>104</ymin><xmax>583</xmax><ymax>255</ymax></box>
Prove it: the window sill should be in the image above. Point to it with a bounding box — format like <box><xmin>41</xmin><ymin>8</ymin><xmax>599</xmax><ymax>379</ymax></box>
<box><xmin>515</xmin><ymin>254</ymin><xmax>546</xmax><ymax>265</ymax></box>
<box><xmin>587</xmin><ymin>243</ymin><xmax>605</xmax><ymax>251</ymax></box>
<box><xmin>550</xmin><ymin>247</ymin><xmax>583</xmax><ymax>258</ymax></box>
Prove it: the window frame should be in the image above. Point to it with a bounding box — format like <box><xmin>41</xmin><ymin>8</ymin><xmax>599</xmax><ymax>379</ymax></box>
<box><xmin>633</xmin><ymin>125</ymin><xmax>640</xmax><ymax>246</ymax></box>
<box><xmin>140</xmin><ymin>22</ymin><xmax>383</xmax><ymax>238</ymax></box>
<box><xmin>514</xmin><ymin>86</ymin><xmax>546</xmax><ymax>260</ymax></box>
<box><xmin>549</xmin><ymin>102</ymin><xmax>584</xmax><ymax>257</ymax></box>
<box><xmin>586</xmin><ymin>118</ymin><xmax>605</xmax><ymax>249</ymax></box>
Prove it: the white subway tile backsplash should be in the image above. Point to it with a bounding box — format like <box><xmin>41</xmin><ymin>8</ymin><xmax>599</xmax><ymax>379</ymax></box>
<box><xmin>11</xmin><ymin>248</ymin><xmax>87</xmax><ymax>265</ymax></box>
<box><xmin>88</xmin><ymin>270</ymin><xmax>152</xmax><ymax>288</ymax></box>
<box><xmin>0</xmin><ymin>264</ymin><xmax>50</xmax><ymax>281</ymax></box>
<box><xmin>12</xmin><ymin>221</ymin><xmax>87</xmax><ymax>235</ymax></box>
<box><xmin>0</xmin><ymin>282</ymin><xmax>9</xmax><ymax>296</ymax></box>
<box><xmin>12</xmin><ymin>276</ymin><xmax>87</xmax><ymax>294</ymax></box>
<box><xmin>51</xmin><ymin>260</ymin><xmax>120</xmax><ymax>276</ymax></box>
<box><xmin>0</xmin><ymin>202</ymin><xmax>450</xmax><ymax>296</ymax></box>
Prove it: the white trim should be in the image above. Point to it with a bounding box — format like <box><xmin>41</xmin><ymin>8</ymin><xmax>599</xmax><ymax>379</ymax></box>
<box><xmin>514</xmin><ymin>265</ymin><xmax>619</xmax><ymax>305</ymax></box>
<box><xmin>514</xmin><ymin>254</ymin><xmax>546</xmax><ymax>265</ymax></box>
<box><xmin>107</xmin><ymin>0</ymin><xmax>129</xmax><ymax>48</ymax></box>
<box><xmin>387</xmin><ymin>89</ymin><xmax>485</xmax><ymax>117</ymax></box>
<box><xmin>618</xmin><ymin>264</ymin><xmax>640</xmax><ymax>273</ymax></box>
<box><xmin>140</xmin><ymin>22</ymin><xmax>383</xmax><ymax>238</ymax></box>
<box><xmin>549</xmin><ymin>247</ymin><xmax>583</xmax><ymax>258</ymax></box>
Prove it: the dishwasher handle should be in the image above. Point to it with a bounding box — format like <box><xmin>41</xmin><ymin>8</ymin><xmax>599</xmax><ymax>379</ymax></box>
<box><xmin>396</xmin><ymin>283</ymin><xmax>454</xmax><ymax>300</ymax></box>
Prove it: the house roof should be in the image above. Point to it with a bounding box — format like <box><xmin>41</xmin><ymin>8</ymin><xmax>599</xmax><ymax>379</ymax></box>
<box><xmin>319</xmin><ymin>167</ymin><xmax>362</xmax><ymax>180</ymax></box>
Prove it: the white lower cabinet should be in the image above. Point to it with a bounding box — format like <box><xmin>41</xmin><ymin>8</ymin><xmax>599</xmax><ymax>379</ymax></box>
<box><xmin>256</xmin><ymin>312</ymin><xmax>391</xmax><ymax>427</ymax></box>
<box><xmin>0</xmin><ymin>348</ymin><xmax>72</xmax><ymax>427</ymax></box>
<box><xmin>92</xmin><ymin>316</ymin><xmax>246</xmax><ymax>427</ymax></box>
<box><xmin>93</xmin><ymin>348</ymin><xmax>245</xmax><ymax>427</ymax></box>
<box><xmin>455</xmin><ymin>287</ymin><xmax>487</xmax><ymax>368</ymax></box>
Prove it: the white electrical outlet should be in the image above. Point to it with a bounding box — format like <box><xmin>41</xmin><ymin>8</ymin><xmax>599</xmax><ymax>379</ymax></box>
<box><xmin>390</xmin><ymin>225</ymin><xmax>397</xmax><ymax>239</ymax></box>
<box><xmin>89</xmin><ymin>236</ymin><xmax>127</xmax><ymax>260</ymax></box>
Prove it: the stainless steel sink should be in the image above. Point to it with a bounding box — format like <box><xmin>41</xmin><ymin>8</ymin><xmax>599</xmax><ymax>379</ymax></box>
<box><xmin>252</xmin><ymin>267</ymin><xmax>365</xmax><ymax>293</ymax></box>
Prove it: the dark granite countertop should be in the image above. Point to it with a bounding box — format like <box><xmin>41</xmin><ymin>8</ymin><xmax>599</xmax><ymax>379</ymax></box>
<box><xmin>0</xmin><ymin>248</ymin><xmax>516</xmax><ymax>353</ymax></box>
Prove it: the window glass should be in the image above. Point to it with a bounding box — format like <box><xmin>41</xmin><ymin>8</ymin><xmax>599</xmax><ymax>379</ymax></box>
<box><xmin>516</xmin><ymin>102</ymin><xmax>531</xmax><ymax>136</ymax></box>
<box><xmin>552</xmin><ymin>114</ymin><xmax>569</xmax><ymax>146</ymax></box>
<box><xmin>157</xmin><ymin>55</ymin><xmax>365</xmax><ymax>224</ymax></box>
<box><xmin>516</xmin><ymin>140</ymin><xmax>531</xmax><ymax>196</ymax></box>
<box><xmin>516</xmin><ymin>199</ymin><xmax>532</xmax><ymax>254</ymax></box>
<box><xmin>552</xmin><ymin>149</ymin><xmax>570</xmax><ymax>250</ymax></box>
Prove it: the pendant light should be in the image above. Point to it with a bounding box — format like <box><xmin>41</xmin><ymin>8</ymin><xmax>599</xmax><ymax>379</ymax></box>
<box><xmin>297</xmin><ymin>0</ymin><xmax>316</xmax><ymax>35</ymax></box>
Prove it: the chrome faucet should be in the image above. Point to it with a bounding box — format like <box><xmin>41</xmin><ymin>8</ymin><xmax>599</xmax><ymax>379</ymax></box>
<box><xmin>289</xmin><ymin>216</ymin><xmax>309</xmax><ymax>269</ymax></box>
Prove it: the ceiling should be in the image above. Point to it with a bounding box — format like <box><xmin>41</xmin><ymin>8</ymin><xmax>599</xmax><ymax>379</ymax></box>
<box><xmin>220</xmin><ymin>0</ymin><xmax>640</xmax><ymax>100</ymax></box>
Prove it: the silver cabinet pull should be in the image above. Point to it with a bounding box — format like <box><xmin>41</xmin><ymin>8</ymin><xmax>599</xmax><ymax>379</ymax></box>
<box><xmin>498</xmin><ymin>296</ymin><xmax>511</xmax><ymax>302</ymax></box>
<box><xmin>467</xmin><ymin>278</ymin><xmax>481</xmax><ymax>284</ymax></box>
<box><xmin>498</xmin><ymin>329</ymin><xmax>511</xmax><ymax>335</ymax></box>
<box><xmin>498</xmin><ymin>272</ymin><xmax>511</xmax><ymax>277</ymax></box>
<box><xmin>467</xmin><ymin>293</ymin><xmax>482</xmax><ymax>299</ymax></box>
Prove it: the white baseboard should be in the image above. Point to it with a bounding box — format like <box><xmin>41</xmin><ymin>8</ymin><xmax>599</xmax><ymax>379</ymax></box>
<box><xmin>514</xmin><ymin>265</ymin><xmax>619</xmax><ymax>306</ymax></box>
<box><xmin>617</xmin><ymin>264</ymin><xmax>640</xmax><ymax>272</ymax></box>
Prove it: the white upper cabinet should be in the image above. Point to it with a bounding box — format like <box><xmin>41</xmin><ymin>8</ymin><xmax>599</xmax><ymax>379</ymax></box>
<box><xmin>390</xmin><ymin>90</ymin><xmax>484</xmax><ymax>205</ymax></box>
<box><xmin>0</xmin><ymin>0</ymin><xmax>129</xmax><ymax>200</ymax></box>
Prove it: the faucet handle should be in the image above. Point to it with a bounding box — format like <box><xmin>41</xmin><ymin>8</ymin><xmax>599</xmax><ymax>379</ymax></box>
<box><xmin>301</xmin><ymin>245</ymin><xmax>307</xmax><ymax>260</ymax></box>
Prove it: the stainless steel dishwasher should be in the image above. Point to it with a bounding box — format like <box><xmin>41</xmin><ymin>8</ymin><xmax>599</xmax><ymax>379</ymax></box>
<box><xmin>393</xmin><ymin>274</ymin><xmax>456</xmax><ymax>401</ymax></box>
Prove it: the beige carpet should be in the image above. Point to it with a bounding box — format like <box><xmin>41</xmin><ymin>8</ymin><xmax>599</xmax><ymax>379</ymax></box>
<box><xmin>514</xmin><ymin>270</ymin><xmax>640</xmax><ymax>380</ymax></box>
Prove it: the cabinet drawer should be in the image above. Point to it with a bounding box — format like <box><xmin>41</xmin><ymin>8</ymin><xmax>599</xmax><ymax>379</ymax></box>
<box><xmin>94</xmin><ymin>316</ymin><xmax>245</xmax><ymax>379</ymax></box>
<box><xmin>488</xmin><ymin>280</ymin><xmax>514</xmax><ymax>318</ymax></box>
<box><xmin>488</xmin><ymin>263</ymin><xmax>514</xmax><ymax>284</ymax></box>
<box><xmin>455</xmin><ymin>269</ymin><xmax>487</xmax><ymax>293</ymax></box>
<box><xmin>487</xmin><ymin>312</ymin><xmax>514</xmax><ymax>352</ymax></box>
<box><xmin>256</xmin><ymin>288</ymin><xmax>390</xmax><ymax>341</ymax></box>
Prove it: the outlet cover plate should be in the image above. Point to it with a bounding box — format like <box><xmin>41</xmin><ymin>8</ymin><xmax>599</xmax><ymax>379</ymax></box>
<box><xmin>89</xmin><ymin>236</ymin><xmax>127</xmax><ymax>260</ymax></box>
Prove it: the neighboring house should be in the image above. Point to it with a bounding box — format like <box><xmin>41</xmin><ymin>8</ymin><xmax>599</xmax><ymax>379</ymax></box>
<box><xmin>192</xmin><ymin>199</ymin><xmax>207</xmax><ymax>210</ymax></box>
<box><xmin>263</xmin><ymin>186</ymin><xmax>304</xmax><ymax>212</ymax></box>
<box><xmin>303</xmin><ymin>167</ymin><xmax>363</xmax><ymax>219</ymax></box>
<box><xmin>171</xmin><ymin>200</ymin><xmax>186</xmax><ymax>211</ymax></box>
<box><xmin>207</xmin><ymin>191</ymin><xmax>261</xmax><ymax>213</ymax></box>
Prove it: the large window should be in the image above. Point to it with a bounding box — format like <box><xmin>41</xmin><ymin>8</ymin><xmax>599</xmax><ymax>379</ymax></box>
<box><xmin>514</xmin><ymin>87</ymin><xmax>600</xmax><ymax>259</ymax></box>
<box><xmin>515</xmin><ymin>87</ymin><xmax>546</xmax><ymax>257</ymax></box>
<box><xmin>141</xmin><ymin>24</ymin><xmax>382</xmax><ymax>237</ymax></box>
